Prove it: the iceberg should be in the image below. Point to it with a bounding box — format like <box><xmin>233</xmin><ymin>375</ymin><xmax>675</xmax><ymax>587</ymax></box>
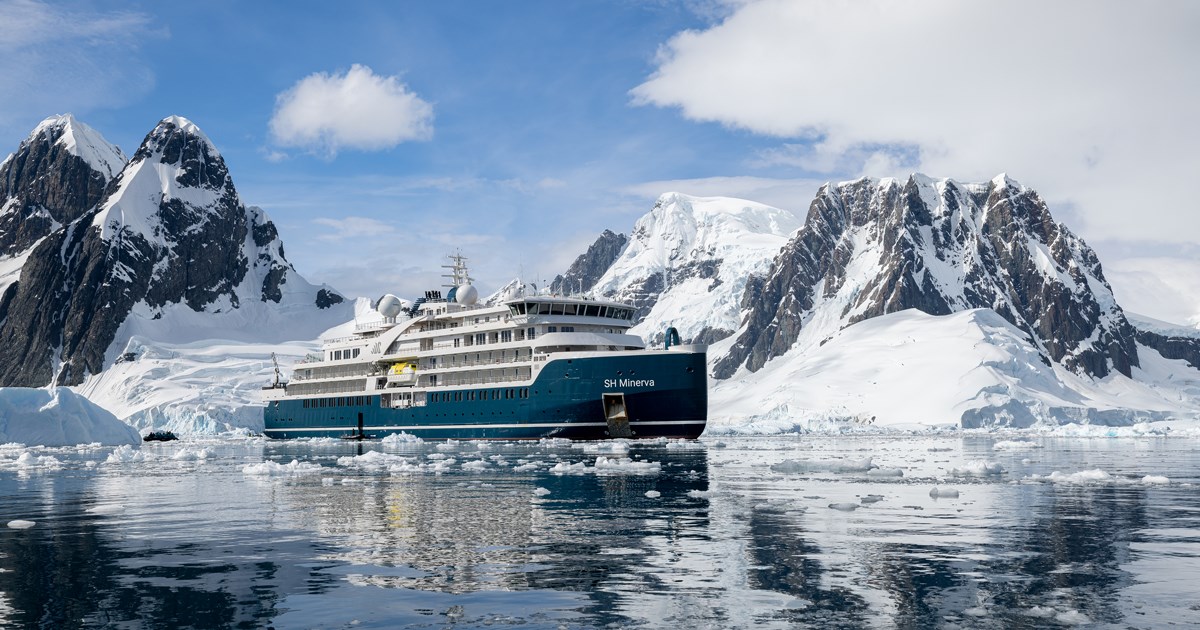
<box><xmin>0</xmin><ymin>388</ymin><xmax>140</xmax><ymax>446</ymax></box>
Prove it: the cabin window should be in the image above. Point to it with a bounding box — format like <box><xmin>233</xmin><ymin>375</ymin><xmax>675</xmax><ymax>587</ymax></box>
<box><xmin>548</xmin><ymin>326</ymin><xmax>557</xmax><ymax>333</ymax></box>
<box><xmin>475</xmin><ymin>333</ymin><xmax>486</xmax><ymax>345</ymax></box>
<box><xmin>454</xmin><ymin>338</ymin><xmax>461</xmax><ymax>348</ymax></box>
<box><xmin>562</xmin><ymin>303</ymin><xmax>576</xmax><ymax>315</ymax></box>
<box><xmin>527</xmin><ymin>327</ymin><xmax>536</xmax><ymax>339</ymax></box>
<box><xmin>500</xmin><ymin>330</ymin><xmax>512</xmax><ymax>343</ymax></box>
<box><xmin>561</xmin><ymin>326</ymin><xmax>574</xmax><ymax>332</ymax></box>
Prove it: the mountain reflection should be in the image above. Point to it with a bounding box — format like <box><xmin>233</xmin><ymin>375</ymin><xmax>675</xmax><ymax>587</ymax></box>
<box><xmin>2</xmin><ymin>438</ymin><xmax>1197</xmax><ymax>629</ymax></box>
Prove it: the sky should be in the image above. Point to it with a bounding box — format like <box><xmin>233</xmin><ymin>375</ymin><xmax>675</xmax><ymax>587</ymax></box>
<box><xmin>1</xmin><ymin>0</ymin><xmax>1197</xmax><ymax>322</ymax></box>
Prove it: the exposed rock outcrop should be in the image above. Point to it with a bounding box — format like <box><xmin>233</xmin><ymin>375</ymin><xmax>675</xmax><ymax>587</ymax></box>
<box><xmin>714</xmin><ymin>175</ymin><xmax>1138</xmax><ymax>379</ymax></box>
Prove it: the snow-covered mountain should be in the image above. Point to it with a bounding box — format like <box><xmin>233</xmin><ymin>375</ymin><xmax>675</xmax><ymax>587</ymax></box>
<box><xmin>582</xmin><ymin>192</ymin><xmax>803</xmax><ymax>346</ymax></box>
<box><xmin>566</xmin><ymin>175</ymin><xmax>1200</xmax><ymax>429</ymax></box>
<box><xmin>708</xmin><ymin>308</ymin><xmax>1200</xmax><ymax>433</ymax></box>
<box><xmin>0</xmin><ymin>115</ymin><xmax>350</xmax><ymax>389</ymax></box>
<box><xmin>716</xmin><ymin>174</ymin><xmax>1136</xmax><ymax>380</ymax></box>
<box><xmin>0</xmin><ymin>115</ymin><xmax>125</xmax><ymax>292</ymax></box>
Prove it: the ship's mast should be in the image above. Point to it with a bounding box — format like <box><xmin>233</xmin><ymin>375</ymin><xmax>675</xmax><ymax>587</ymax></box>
<box><xmin>441</xmin><ymin>251</ymin><xmax>474</xmax><ymax>289</ymax></box>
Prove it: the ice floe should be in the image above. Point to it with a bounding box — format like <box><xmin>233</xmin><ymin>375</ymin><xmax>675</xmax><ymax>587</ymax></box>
<box><xmin>241</xmin><ymin>459</ymin><xmax>324</xmax><ymax>475</ymax></box>
<box><xmin>950</xmin><ymin>460</ymin><xmax>1005</xmax><ymax>476</ymax></box>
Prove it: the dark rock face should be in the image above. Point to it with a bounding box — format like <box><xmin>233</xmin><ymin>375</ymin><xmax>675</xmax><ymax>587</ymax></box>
<box><xmin>1135</xmin><ymin>329</ymin><xmax>1200</xmax><ymax>370</ymax></box>
<box><xmin>316</xmin><ymin>288</ymin><xmax>344</xmax><ymax>309</ymax></box>
<box><xmin>0</xmin><ymin>117</ymin><xmax>332</xmax><ymax>386</ymax></box>
<box><xmin>715</xmin><ymin>175</ymin><xmax>1138</xmax><ymax>380</ymax></box>
<box><xmin>0</xmin><ymin>117</ymin><xmax>123</xmax><ymax>256</ymax></box>
<box><xmin>550</xmin><ymin>229</ymin><xmax>627</xmax><ymax>295</ymax></box>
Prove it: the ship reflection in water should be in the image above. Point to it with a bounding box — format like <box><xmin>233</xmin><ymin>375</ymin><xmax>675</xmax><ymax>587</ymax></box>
<box><xmin>1</xmin><ymin>436</ymin><xmax>1198</xmax><ymax>628</ymax></box>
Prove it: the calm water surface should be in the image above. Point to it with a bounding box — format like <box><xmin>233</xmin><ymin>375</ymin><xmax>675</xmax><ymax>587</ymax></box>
<box><xmin>1</xmin><ymin>435</ymin><xmax>1198</xmax><ymax>629</ymax></box>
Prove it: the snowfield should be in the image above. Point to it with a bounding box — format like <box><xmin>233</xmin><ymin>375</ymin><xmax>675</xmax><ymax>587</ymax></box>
<box><xmin>708</xmin><ymin>308</ymin><xmax>1200</xmax><ymax>434</ymax></box>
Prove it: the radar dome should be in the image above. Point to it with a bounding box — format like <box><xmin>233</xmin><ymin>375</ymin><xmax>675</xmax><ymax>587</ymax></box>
<box><xmin>454</xmin><ymin>284</ymin><xmax>479</xmax><ymax>305</ymax></box>
<box><xmin>377</xmin><ymin>294</ymin><xmax>404</xmax><ymax>318</ymax></box>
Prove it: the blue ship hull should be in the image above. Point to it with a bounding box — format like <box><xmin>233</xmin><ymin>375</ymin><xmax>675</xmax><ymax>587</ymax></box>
<box><xmin>263</xmin><ymin>351</ymin><xmax>707</xmax><ymax>440</ymax></box>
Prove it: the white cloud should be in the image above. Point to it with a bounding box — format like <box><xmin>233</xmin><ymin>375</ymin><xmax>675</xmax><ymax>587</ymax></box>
<box><xmin>312</xmin><ymin>216</ymin><xmax>396</xmax><ymax>241</ymax></box>
<box><xmin>632</xmin><ymin>0</ymin><xmax>1200</xmax><ymax>245</ymax></box>
<box><xmin>269</xmin><ymin>64</ymin><xmax>433</xmax><ymax>156</ymax></box>
<box><xmin>0</xmin><ymin>0</ymin><xmax>158</xmax><ymax>138</ymax></box>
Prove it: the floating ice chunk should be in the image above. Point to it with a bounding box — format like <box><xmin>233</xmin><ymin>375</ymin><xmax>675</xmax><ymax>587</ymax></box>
<box><xmin>687</xmin><ymin>490</ymin><xmax>713</xmax><ymax>499</ymax></box>
<box><xmin>105</xmin><ymin>444</ymin><xmax>147</xmax><ymax>464</ymax></box>
<box><xmin>867</xmin><ymin>467</ymin><xmax>904</xmax><ymax>478</ymax></box>
<box><xmin>1024</xmin><ymin>606</ymin><xmax>1056</xmax><ymax>618</ymax></box>
<box><xmin>963</xmin><ymin>607</ymin><xmax>987</xmax><ymax>617</ymax></box>
<box><xmin>1054</xmin><ymin>610</ymin><xmax>1091</xmax><ymax>625</ymax></box>
<box><xmin>513</xmin><ymin>461</ymin><xmax>542</xmax><ymax>472</ymax></box>
<box><xmin>6</xmin><ymin>520</ymin><xmax>35</xmax><ymax>529</ymax></box>
<box><xmin>1141</xmin><ymin>475</ymin><xmax>1170</xmax><ymax>485</ymax></box>
<box><xmin>645</xmin><ymin>490</ymin><xmax>661</xmax><ymax>498</ymax></box>
<box><xmin>993</xmin><ymin>440</ymin><xmax>1041</xmax><ymax>450</ymax></box>
<box><xmin>241</xmin><ymin>459</ymin><xmax>323</xmax><ymax>475</ymax></box>
<box><xmin>16</xmin><ymin>452</ymin><xmax>63</xmax><ymax>469</ymax></box>
<box><xmin>860</xmin><ymin>494</ymin><xmax>885</xmax><ymax>504</ymax></box>
<box><xmin>381</xmin><ymin>432</ymin><xmax>423</xmax><ymax>446</ymax></box>
<box><xmin>337</xmin><ymin>451</ymin><xmax>409</xmax><ymax>469</ymax></box>
<box><xmin>951</xmin><ymin>460</ymin><xmax>1004</xmax><ymax>476</ymax></box>
<box><xmin>550</xmin><ymin>461</ymin><xmax>590</xmax><ymax>475</ymax></box>
<box><xmin>1045</xmin><ymin>469</ymin><xmax>1111</xmax><ymax>483</ymax></box>
<box><xmin>828</xmin><ymin>502</ymin><xmax>859</xmax><ymax>511</ymax></box>
<box><xmin>85</xmin><ymin>504</ymin><xmax>125</xmax><ymax>515</ymax></box>
<box><xmin>665</xmin><ymin>440</ymin><xmax>701</xmax><ymax>450</ymax></box>
<box><xmin>171</xmin><ymin>448</ymin><xmax>211</xmax><ymax>461</ymax></box>
<box><xmin>462</xmin><ymin>459</ymin><xmax>489</xmax><ymax>471</ymax></box>
<box><xmin>771</xmin><ymin>456</ymin><xmax>874</xmax><ymax>474</ymax></box>
<box><xmin>580</xmin><ymin>440</ymin><xmax>630</xmax><ymax>454</ymax></box>
<box><xmin>533</xmin><ymin>487</ymin><xmax>551</xmax><ymax>496</ymax></box>
<box><xmin>594</xmin><ymin>456</ymin><xmax>660</xmax><ymax>475</ymax></box>
<box><xmin>929</xmin><ymin>487</ymin><xmax>961</xmax><ymax>498</ymax></box>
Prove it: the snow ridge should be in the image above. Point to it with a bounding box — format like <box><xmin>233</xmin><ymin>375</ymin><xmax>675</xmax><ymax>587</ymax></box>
<box><xmin>589</xmin><ymin>192</ymin><xmax>802</xmax><ymax>345</ymax></box>
<box><xmin>33</xmin><ymin>114</ymin><xmax>126</xmax><ymax>179</ymax></box>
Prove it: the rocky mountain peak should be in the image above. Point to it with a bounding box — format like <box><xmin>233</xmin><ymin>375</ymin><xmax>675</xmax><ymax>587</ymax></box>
<box><xmin>0</xmin><ymin>114</ymin><xmax>125</xmax><ymax>258</ymax></box>
<box><xmin>550</xmin><ymin>229</ymin><xmax>628</xmax><ymax>296</ymax></box>
<box><xmin>0</xmin><ymin>115</ymin><xmax>344</xmax><ymax>387</ymax></box>
<box><xmin>30</xmin><ymin>113</ymin><xmax>126</xmax><ymax>179</ymax></box>
<box><xmin>713</xmin><ymin>174</ymin><xmax>1136</xmax><ymax>380</ymax></box>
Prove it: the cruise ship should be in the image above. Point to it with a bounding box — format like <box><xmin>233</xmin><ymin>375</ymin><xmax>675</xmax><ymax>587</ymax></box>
<box><xmin>262</xmin><ymin>255</ymin><xmax>707</xmax><ymax>440</ymax></box>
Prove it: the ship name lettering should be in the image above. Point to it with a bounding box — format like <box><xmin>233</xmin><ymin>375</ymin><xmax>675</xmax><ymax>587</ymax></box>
<box><xmin>604</xmin><ymin>378</ymin><xmax>656</xmax><ymax>388</ymax></box>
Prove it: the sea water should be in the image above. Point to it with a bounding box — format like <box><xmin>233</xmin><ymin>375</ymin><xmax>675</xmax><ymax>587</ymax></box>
<box><xmin>1</xmin><ymin>435</ymin><xmax>1198</xmax><ymax>628</ymax></box>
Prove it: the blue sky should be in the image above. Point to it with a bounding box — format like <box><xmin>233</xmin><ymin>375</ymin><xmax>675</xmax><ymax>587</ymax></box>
<box><xmin>2</xmin><ymin>0</ymin><xmax>1198</xmax><ymax>318</ymax></box>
